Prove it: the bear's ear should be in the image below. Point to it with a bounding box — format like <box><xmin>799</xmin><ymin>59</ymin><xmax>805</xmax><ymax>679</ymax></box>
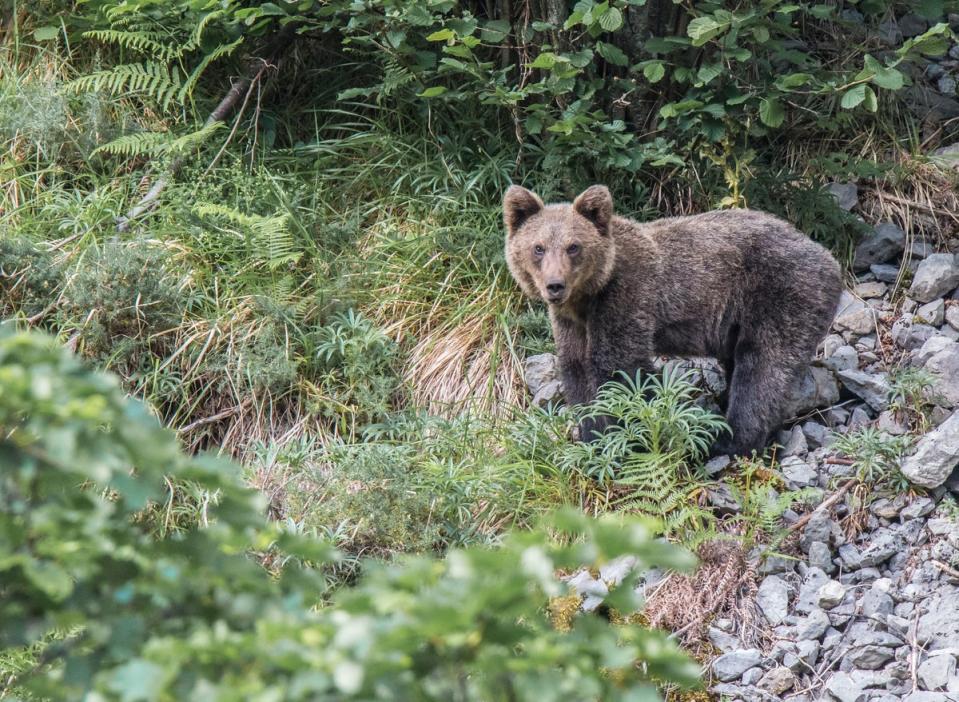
<box><xmin>573</xmin><ymin>185</ymin><xmax>613</xmax><ymax>235</ymax></box>
<box><xmin>503</xmin><ymin>185</ymin><xmax>544</xmax><ymax>236</ymax></box>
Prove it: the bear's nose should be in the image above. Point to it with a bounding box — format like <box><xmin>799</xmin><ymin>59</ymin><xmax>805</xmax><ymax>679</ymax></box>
<box><xmin>546</xmin><ymin>281</ymin><xmax>566</xmax><ymax>295</ymax></box>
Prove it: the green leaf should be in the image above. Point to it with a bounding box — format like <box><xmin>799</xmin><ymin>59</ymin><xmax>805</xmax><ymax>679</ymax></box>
<box><xmin>33</xmin><ymin>26</ymin><xmax>59</xmax><ymax>41</ymax></box>
<box><xmin>426</xmin><ymin>28</ymin><xmax>455</xmax><ymax>41</ymax></box>
<box><xmin>863</xmin><ymin>85</ymin><xmax>878</xmax><ymax>112</ymax></box>
<box><xmin>418</xmin><ymin>86</ymin><xmax>448</xmax><ymax>98</ymax></box>
<box><xmin>864</xmin><ymin>56</ymin><xmax>905</xmax><ymax>91</ymax></box>
<box><xmin>643</xmin><ymin>61</ymin><xmax>666</xmax><ymax>83</ymax></box>
<box><xmin>696</xmin><ymin>62</ymin><xmax>722</xmax><ymax>85</ymax></box>
<box><xmin>840</xmin><ymin>84</ymin><xmax>867</xmax><ymax>109</ymax></box>
<box><xmin>596</xmin><ymin>41</ymin><xmax>628</xmax><ymax>66</ymax></box>
<box><xmin>776</xmin><ymin>72</ymin><xmax>812</xmax><ymax>89</ymax></box>
<box><xmin>687</xmin><ymin>16</ymin><xmax>728</xmax><ymax>46</ymax></box>
<box><xmin>599</xmin><ymin>7</ymin><xmax>624</xmax><ymax>32</ymax></box>
<box><xmin>530</xmin><ymin>52</ymin><xmax>557</xmax><ymax>70</ymax></box>
<box><xmin>759</xmin><ymin>98</ymin><xmax>785</xmax><ymax>127</ymax></box>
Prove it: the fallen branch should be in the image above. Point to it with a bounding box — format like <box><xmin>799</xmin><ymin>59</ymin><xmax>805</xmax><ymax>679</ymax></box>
<box><xmin>932</xmin><ymin>559</ymin><xmax>959</xmax><ymax>580</ymax></box>
<box><xmin>786</xmin><ymin>478</ymin><xmax>857</xmax><ymax>534</ymax></box>
<box><xmin>116</xmin><ymin>22</ymin><xmax>299</xmax><ymax>232</ymax></box>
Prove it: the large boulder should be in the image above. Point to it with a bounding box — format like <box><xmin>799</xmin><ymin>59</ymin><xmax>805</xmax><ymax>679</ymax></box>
<box><xmin>901</xmin><ymin>410</ymin><xmax>959</xmax><ymax>488</ymax></box>
<box><xmin>853</xmin><ymin>223</ymin><xmax>906</xmax><ymax>272</ymax></box>
<box><xmin>909</xmin><ymin>253</ymin><xmax>959</xmax><ymax>303</ymax></box>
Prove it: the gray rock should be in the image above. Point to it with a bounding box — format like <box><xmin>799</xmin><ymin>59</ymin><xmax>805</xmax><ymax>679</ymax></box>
<box><xmin>779</xmin><ymin>425</ymin><xmax>808</xmax><ymax>458</ymax></box>
<box><xmin>834</xmin><ymin>293</ymin><xmax>877</xmax><ymax>336</ymax></box>
<box><xmin>707</xmin><ymin>625</ymin><xmax>742</xmax><ymax>653</ymax></box>
<box><xmin>854</xmin><ymin>223</ymin><xmax>907</xmax><ymax>271</ymax></box>
<box><xmin>877</xmin><ymin>409</ymin><xmax>909</xmax><ymax>435</ymax></box>
<box><xmin>917</xmin><ymin>298</ymin><xmax>947</xmax><ymax>326</ymax></box>
<box><xmin>825</xmin><ymin>670</ymin><xmax>892</xmax><ymax>702</ymax></box>
<box><xmin>918</xmin><ymin>653</ymin><xmax>956</xmax><ymax>690</ymax></box>
<box><xmin>818</xmin><ymin>580</ymin><xmax>846</xmax><ymax>609</ymax></box>
<box><xmin>893</xmin><ymin>316</ymin><xmax>938</xmax><ymax>351</ymax></box>
<box><xmin>901</xmin><ymin>497</ymin><xmax>936</xmax><ymax>520</ymax></box>
<box><xmin>922</xmin><ymin>340</ymin><xmax>959</xmax><ymax>407</ymax></box>
<box><xmin>566</xmin><ymin>570</ymin><xmax>609</xmax><ymax>611</ymax></box>
<box><xmin>757</xmin><ymin>575</ymin><xmax>791</xmax><ymax>626</ymax></box>
<box><xmin>839</xmin><ymin>543</ymin><xmax>864</xmax><ymax>570</ymax></box>
<box><xmin>849</xmin><ymin>406</ymin><xmax>872</xmax><ymax>430</ymax></box>
<box><xmin>599</xmin><ymin>555</ymin><xmax>636</xmax><ymax>586</ymax></box>
<box><xmin>861</xmin><ymin>588</ymin><xmax>894</xmax><ymax>618</ymax></box>
<box><xmin>904</xmin><ymin>692</ymin><xmax>959</xmax><ymax>702</ymax></box>
<box><xmin>824</xmin><ymin>344</ymin><xmax>860</xmax><ymax>372</ymax></box>
<box><xmin>801</xmin><ymin>511</ymin><xmax>838</xmax><ymax>552</ymax></box>
<box><xmin>854</xmin><ymin>280</ymin><xmax>888</xmax><ymax>299</ymax></box>
<box><xmin>741</xmin><ymin>666</ymin><xmax>763</xmax><ymax>686</ymax></box>
<box><xmin>911</xmin><ymin>240</ymin><xmax>936</xmax><ymax>260</ymax></box>
<box><xmin>846</xmin><ymin>644</ymin><xmax>896</xmax><ymax>669</ymax></box>
<box><xmin>912</xmin><ymin>335</ymin><xmax>955</xmax><ymax>367</ymax></box>
<box><xmin>870</xmin><ymin>494</ymin><xmax>907</xmax><ymax>518</ymax></box>
<box><xmin>940</xmin><ymin>75</ymin><xmax>958</xmax><ymax>96</ymax></box>
<box><xmin>837</xmin><ymin>369</ymin><xmax>891</xmax><ymax>411</ymax></box>
<box><xmin>707</xmin><ymin>483</ymin><xmax>742</xmax><ymax>513</ymax></box>
<box><xmin>859</xmin><ymin>527</ymin><xmax>904</xmax><ymax>567</ymax></box>
<box><xmin>757</xmin><ymin>666</ymin><xmax>795</xmax><ymax>695</ymax></box>
<box><xmin>871</xmin><ymin>263</ymin><xmax>901</xmax><ymax>283</ymax></box>
<box><xmin>796</xmin><ymin>638</ymin><xmax>820</xmax><ymax>667</ymax></box>
<box><xmin>900</xmin><ymin>13</ymin><xmax>928</xmax><ymax>37</ymax></box>
<box><xmin>902</xmin><ymin>410</ymin><xmax>959</xmax><ymax>488</ymax></box>
<box><xmin>946</xmin><ymin>304</ymin><xmax>959</xmax><ymax>331</ymax></box>
<box><xmin>790</xmin><ymin>365</ymin><xmax>841</xmax><ymax>415</ymax></box>
<box><xmin>809</xmin><ymin>540</ymin><xmax>836</xmax><ymax>574</ymax></box>
<box><xmin>712</xmin><ymin>648</ymin><xmax>764</xmax><ymax>682</ymax></box>
<box><xmin>910</xmin><ymin>254</ymin><xmax>959</xmax><ymax>303</ymax></box>
<box><xmin>797</xmin><ymin>607</ymin><xmax>831</xmax><ymax>640</ymax></box>
<box><xmin>703</xmin><ymin>454</ymin><xmax>731</xmax><ymax>477</ymax></box>
<box><xmin>781</xmin><ymin>456</ymin><xmax>818</xmax><ymax>489</ymax></box>
<box><xmin>802</xmin><ymin>420</ymin><xmax>832</xmax><ymax>450</ymax></box>
<box><xmin>796</xmin><ymin>567</ymin><xmax>831</xmax><ymax>613</ymax></box>
<box><xmin>828</xmin><ymin>182</ymin><xmax>859</xmax><ymax>212</ymax></box>
<box><xmin>917</xmin><ymin>587</ymin><xmax>959</xmax><ymax>650</ymax></box>
<box><xmin>524</xmin><ymin>354</ymin><xmax>564</xmax><ymax>407</ymax></box>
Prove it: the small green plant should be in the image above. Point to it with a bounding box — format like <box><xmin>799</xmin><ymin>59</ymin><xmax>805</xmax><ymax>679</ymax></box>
<box><xmin>561</xmin><ymin>368</ymin><xmax>728</xmax><ymax>538</ymax></box>
<box><xmin>888</xmin><ymin>367</ymin><xmax>938</xmax><ymax>432</ymax></box>
<box><xmin>832</xmin><ymin>427</ymin><xmax>914</xmax><ymax>492</ymax></box>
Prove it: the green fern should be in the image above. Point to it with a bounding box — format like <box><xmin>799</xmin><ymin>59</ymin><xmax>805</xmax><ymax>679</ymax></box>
<box><xmin>92</xmin><ymin>122</ymin><xmax>224</xmax><ymax>159</ymax></box>
<box><xmin>67</xmin><ymin>63</ymin><xmax>183</xmax><ymax>108</ymax></box>
<box><xmin>178</xmin><ymin>37</ymin><xmax>243</xmax><ymax>103</ymax></box>
<box><xmin>194</xmin><ymin>203</ymin><xmax>299</xmax><ymax>270</ymax></box>
<box><xmin>83</xmin><ymin>30</ymin><xmax>179</xmax><ymax>60</ymax></box>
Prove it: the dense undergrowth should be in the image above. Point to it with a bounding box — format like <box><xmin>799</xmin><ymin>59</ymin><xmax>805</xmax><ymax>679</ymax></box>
<box><xmin>1</xmin><ymin>0</ymin><xmax>959</xmax><ymax>696</ymax></box>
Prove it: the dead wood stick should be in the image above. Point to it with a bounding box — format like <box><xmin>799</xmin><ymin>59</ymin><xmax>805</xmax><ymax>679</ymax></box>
<box><xmin>116</xmin><ymin>23</ymin><xmax>299</xmax><ymax>232</ymax></box>
<box><xmin>786</xmin><ymin>478</ymin><xmax>857</xmax><ymax>534</ymax></box>
<box><xmin>932</xmin><ymin>560</ymin><xmax>959</xmax><ymax>579</ymax></box>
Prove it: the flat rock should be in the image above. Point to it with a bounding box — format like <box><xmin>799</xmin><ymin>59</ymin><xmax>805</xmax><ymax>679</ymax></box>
<box><xmin>853</xmin><ymin>223</ymin><xmax>906</xmax><ymax>272</ymax></box>
<box><xmin>910</xmin><ymin>253</ymin><xmax>959</xmax><ymax>303</ymax></box>
<box><xmin>823</xmin><ymin>344</ymin><xmax>859</xmax><ymax>373</ymax></box>
<box><xmin>922</xmin><ymin>340</ymin><xmax>959</xmax><ymax>407</ymax></box>
<box><xmin>834</xmin><ymin>291</ymin><xmax>876</xmax><ymax>336</ymax></box>
<box><xmin>781</xmin><ymin>456</ymin><xmax>818</xmax><ymax>489</ymax></box>
<box><xmin>818</xmin><ymin>580</ymin><xmax>846</xmax><ymax>609</ymax></box>
<box><xmin>825</xmin><ymin>670</ymin><xmax>892</xmax><ymax>702</ymax></box>
<box><xmin>828</xmin><ymin>182</ymin><xmax>859</xmax><ymax>212</ymax></box>
<box><xmin>837</xmin><ymin>369</ymin><xmax>891</xmax><ymax>411</ymax></box>
<box><xmin>797</xmin><ymin>607</ymin><xmax>831</xmax><ymax>640</ymax></box>
<box><xmin>917</xmin><ymin>298</ymin><xmax>946</xmax><ymax>326</ymax></box>
<box><xmin>871</xmin><ymin>263</ymin><xmax>901</xmax><ymax>283</ymax></box>
<box><xmin>902</xmin><ymin>410</ymin><xmax>959</xmax><ymax>488</ymax></box>
<box><xmin>712</xmin><ymin>648</ymin><xmax>764</xmax><ymax>682</ymax></box>
<box><xmin>946</xmin><ymin>303</ymin><xmax>959</xmax><ymax>331</ymax></box>
<box><xmin>757</xmin><ymin>666</ymin><xmax>795</xmax><ymax>695</ymax></box>
<box><xmin>917</xmin><ymin>587</ymin><xmax>959</xmax><ymax>650</ymax></box>
<box><xmin>808</xmin><ymin>540</ymin><xmax>836</xmax><ymax>574</ymax></box>
<box><xmin>757</xmin><ymin>575</ymin><xmax>791</xmax><ymax>626</ymax></box>
<box><xmin>918</xmin><ymin>653</ymin><xmax>956</xmax><ymax>690</ymax></box>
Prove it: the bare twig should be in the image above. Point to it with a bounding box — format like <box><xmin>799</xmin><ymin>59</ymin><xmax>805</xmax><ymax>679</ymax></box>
<box><xmin>786</xmin><ymin>478</ymin><xmax>857</xmax><ymax>534</ymax></box>
<box><xmin>932</xmin><ymin>559</ymin><xmax>959</xmax><ymax>580</ymax></box>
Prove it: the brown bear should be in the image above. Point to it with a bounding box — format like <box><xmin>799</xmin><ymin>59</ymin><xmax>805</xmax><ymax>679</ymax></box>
<box><xmin>503</xmin><ymin>184</ymin><xmax>842</xmax><ymax>457</ymax></box>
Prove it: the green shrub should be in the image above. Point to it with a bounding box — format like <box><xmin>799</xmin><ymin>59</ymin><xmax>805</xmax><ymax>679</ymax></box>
<box><xmin>0</xmin><ymin>327</ymin><xmax>700</xmax><ymax>700</ymax></box>
<box><xmin>56</xmin><ymin>241</ymin><xmax>187</xmax><ymax>361</ymax></box>
<box><xmin>0</xmin><ymin>238</ymin><xmax>62</xmax><ymax>318</ymax></box>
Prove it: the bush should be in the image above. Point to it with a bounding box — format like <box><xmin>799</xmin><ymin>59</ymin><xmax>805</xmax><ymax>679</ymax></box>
<box><xmin>0</xmin><ymin>327</ymin><xmax>701</xmax><ymax>700</ymax></box>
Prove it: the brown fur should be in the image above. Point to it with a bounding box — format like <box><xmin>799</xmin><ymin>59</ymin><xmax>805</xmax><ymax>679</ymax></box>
<box><xmin>504</xmin><ymin>184</ymin><xmax>843</xmax><ymax>456</ymax></box>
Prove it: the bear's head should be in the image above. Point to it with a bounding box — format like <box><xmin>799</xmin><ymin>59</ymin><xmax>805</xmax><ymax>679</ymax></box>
<box><xmin>503</xmin><ymin>184</ymin><xmax>617</xmax><ymax>307</ymax></box>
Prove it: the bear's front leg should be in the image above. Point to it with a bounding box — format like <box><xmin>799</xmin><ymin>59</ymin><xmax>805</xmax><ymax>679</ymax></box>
<box><xmin>579</xmin><ymin>311</ymin><xmax>656</xmax><ymax>442</ymax></box>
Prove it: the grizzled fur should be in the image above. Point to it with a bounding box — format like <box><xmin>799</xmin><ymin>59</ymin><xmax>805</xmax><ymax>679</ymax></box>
<box><xmin>504</xmin><ymin>184</ymin><xmax>842</xmax><ymax>457</ymax></box>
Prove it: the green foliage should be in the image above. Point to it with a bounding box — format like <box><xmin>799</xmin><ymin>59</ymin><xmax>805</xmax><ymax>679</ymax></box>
<box><xmin>562</xmin><ymin>368</ymin><xmax>728</xmax><ymax>537</ymax></box>
<box><xmin>0</xmin><ymin>239</ymin><xmax>62</xmax><ymax>318</ymax></box>
<box><xmin>888</xmin><ymin>366</ymin><xmax>939</xmax><ymax>432</ymax></box>
<box><xmin>0</xmin><ymin>327</ymin><xmax>700</xmax><ymax>700</ymax></box>
<box><xmin>55</xmin><ymin>240</ymin><xmax>187</xmax><ymax>362</ymax></box>
<box><xmin>832</xmin><ymin>427</ymin><xmax>914</xmax><ymax>492</ymax></box>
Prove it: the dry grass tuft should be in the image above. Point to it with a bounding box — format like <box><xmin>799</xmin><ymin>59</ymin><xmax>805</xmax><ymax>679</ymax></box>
<box><xmin>643</xmin><ymin>540</ymin><xmax>761</xmax><ymax>654</ymax></box>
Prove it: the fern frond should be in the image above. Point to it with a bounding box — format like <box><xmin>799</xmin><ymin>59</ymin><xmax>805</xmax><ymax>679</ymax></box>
<box><xmin>83</xmin><ymin>30</ymin><xmax>177</xmax><ymax>60</ymax></box>
<box><xmin>167</xmin><ymin>121</ymin><xmax>225</xmax><ymax>154</ymax></box>
<box><xmin>194</xmin><ymin>204</ymin><xmax>300</xmax><ymax>270</ymax></box>
<box><xmin>68</xmin><ymin>63</ymin><xmax>183</xmax><ymax>108</ymax></box>
<box><xmin>179</xmin><ymin>37</ymin><xmax>244</xmax><ymax>103</ymax></box>
<box><xmin>91</xmin><ymin>131</ymin><xmax>173</xmax><ymax>158</ymax></box>
<box><xmin>179</xmin><ymin>10</ymin><xmax>228</xmax><ymax>56</ymax></box>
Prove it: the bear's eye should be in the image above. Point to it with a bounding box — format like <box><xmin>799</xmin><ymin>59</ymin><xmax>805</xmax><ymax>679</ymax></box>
<box><xmin>567</xmin><ymin>244</ymin><xmax>580</xmax><ymax>255</ymax></box>
<box><xmin>533</xmin><ymin>245</ymin><xmax>545</xmax><ymax>256</ymax></box>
